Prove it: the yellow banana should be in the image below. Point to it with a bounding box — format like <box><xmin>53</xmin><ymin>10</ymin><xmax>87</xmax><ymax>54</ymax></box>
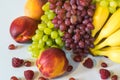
<box><xmin>92</xmin><ymin>3</ymin><xmax>109</xmax><ymax>37</ymax></box>
<box><xmin>91</xmin><ymin>49</ymin><xmax>120</xmax><ymax>63</ymax></box>
<box><xmin>94</xmin><ymin>29</ymin><xmax>120</xmax><ymax>49</ymax></box>
<box><xmin>94</xmin><ymin>8</ymin><xmax>120</xmax><ymax>45</ymax></box>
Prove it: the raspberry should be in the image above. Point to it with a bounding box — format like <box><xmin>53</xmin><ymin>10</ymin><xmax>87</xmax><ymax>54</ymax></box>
<box><xmin>111</xmin><ymin>75</ymin><xmax>118</xmax><ymax>80</ymax></box>
<box><xmin>67</xmin><ymin>65</ymin><xmax>73</xmax><ymax>72</ymax></box>
<box><xmin>24</xmin><ymin>61</ymin><xmax>32</xmax><ymax>67</ymax></box>
<box><xmin>10</xmin><ymin>76</ymin><xmax>18</xmax><ymax>80</ymax></box>
<box><xmin>12</xmin><ymin>57</ymin><xmax>24</xmax><ymax>67</ymax></box>
<box><xmin>38</xmin><ymin>76</ymin><xmax>47</xmax><ymax>80</ymax></box>
<box><xmin>101</xmin><ymin>62</ymin><xmax>108</xmax><ymax>68</ymax></box>
<box><xmin>83</xmin><ymin>58</ymin><xmax>93</xmax><ymax>68</ymax></box>
<box><xmin>69</xmin><ymin>77</ymin><xmax>76</xmax><ymax>80</ymax></box>
<box><xmin>24</xmin><ymin>70</ymin><xmax>34</xmax><ymax>80</ymax></box>
<box><xmin>8</xmin><ymin>44</ymin><xmax>16</xmax><ymax>50</ymax></box>
<box><xmin>99</xmin><ymin>68</ymin><xmax>111</xmax><ymax>79</ymax></box>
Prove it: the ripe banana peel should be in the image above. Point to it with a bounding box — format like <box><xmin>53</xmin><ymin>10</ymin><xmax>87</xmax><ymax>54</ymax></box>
<box><xmin>94</xmin><ymin>8</ymin><xmax>120</xmax><ymax>45</ymax></box>
<box><xmin>94</xmin><ymin>29</ymin><xmax>120</xmax><ymax>49</ymax></box>
<box><xmin>91</xmin><ymin>49</ymin><xmax>120</xmax><ymax>63</ymax></box>
<box><xmin>92</xmin><ymin>3</ymin><xmax>109</xmax><ymax>37</ymax></box>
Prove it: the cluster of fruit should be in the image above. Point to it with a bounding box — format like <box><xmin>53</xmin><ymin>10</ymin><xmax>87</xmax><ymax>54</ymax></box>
<box><xmin>9</xmin><ymin>0</ymin><xmax>120</xmax><ymax>79</ymax></box>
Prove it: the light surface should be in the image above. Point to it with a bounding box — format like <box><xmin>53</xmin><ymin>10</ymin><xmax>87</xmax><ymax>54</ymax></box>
<box><xmin>0</xmin><ymin>0</ymin><xmax>120</xmax><ymax>80</ymax></box>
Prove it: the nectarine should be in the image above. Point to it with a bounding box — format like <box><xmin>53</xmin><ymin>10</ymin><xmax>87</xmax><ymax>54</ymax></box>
<box><xmin>24</xmin><ymin>0</ymin><xmax>47</xmax><ymax>20</ymax></box>
<box><xmin>10</xmin><ymin>16</ymin><xmax>38</xmax><ymax>43</ymax></box>
<box><xmin>36</xmin><ymin>48</ymin><xmax>69</xmax><ymax>78</ymax></box>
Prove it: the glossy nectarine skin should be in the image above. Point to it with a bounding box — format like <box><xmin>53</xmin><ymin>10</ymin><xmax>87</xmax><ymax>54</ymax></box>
<box><xmin>24</xmin><ymin>0</ymin><xmax>47</xmax><ymax>20</ymax></box>
<box><xmin>10</xmin><ymin>16</ymin><xmax>38</xmax><ymax>43</ymax></box>
<box><xmin>36</xmin><ymin>48</ymin><xmax>69</xmax><ymax>78</ymax></box>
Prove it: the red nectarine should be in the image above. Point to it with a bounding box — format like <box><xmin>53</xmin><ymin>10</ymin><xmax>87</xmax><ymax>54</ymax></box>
<box><xmin>36</xmin><ymin>48</ymin><xmax>69</xmax><ymax>78</ymax></box>
<box><xmin>10</xmin><ymin>16</ymin><xmax>38</xmax><ymax>43</ymax></box>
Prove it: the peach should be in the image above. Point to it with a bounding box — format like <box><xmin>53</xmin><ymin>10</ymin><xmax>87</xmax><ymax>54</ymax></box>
<box><xmin>24</xmin><ymin>0</ymin><xmax>47</xmax><ymax>20</ymax></box>
<box><xmin>10</xmin><ymin>16</ymin><xmax>38</xmax><ymax>43</ymax></box>
<box><xmin>36</xmin><ymin>48</ymin><xmax>69</xmax><ymax>78</ymax></box>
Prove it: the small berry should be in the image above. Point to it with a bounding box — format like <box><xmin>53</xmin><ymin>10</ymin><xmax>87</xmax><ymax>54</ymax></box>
<box><xmin>24</xmin><ymin>61</ymin><xmax>32</xmax><ymax>67</ymax></box>
<box><xmin>101</xmin><ymin>62</ymin><xmax>108</xmax><ymax>68</ymax></box>
<box><xmin>38</xmin><ymin>76</ymin><xmax>47</xmax><ymax>80</ymax></box>
<box><xmin>83</xmin><ymin>58</ymin><xmax>93</xmax><ymax>68</ymax></box>
<box><xmin>69</xmin><ymin>77</ymin><xmax>76</xmax><ymax>80</ymax></box>
<box><xmin>111</xmin><ymin>75</ymin><xmax>118</xmax><ymax>80</ymax></box>
<box><xmin>10</xmin><ymin>76</ymin><xmax>18</xmax><ymax>80</ymax></box>
<box><xmin>99</xmin><ymin>68</ymin><xmax>111</xmax><ymax>79</ymax></box>
<box><xmin>8</xmin><ymin>44</ymin><xmax>16</xmax><ymax>50</ymax></box>
<box><xmin>24</xmin><ymin>70</ymin><xmax>34</xmax><ymax>80</ymax></box>
<box><xmin>73</xmin><ymin>55</ymin><xmax>82</xmax><ymax>62</ymax></box>
<box><xmin>67</xmin><ymin>65</ymin><xmax>73</xmax><ymax>72</ymax></box>
<box><xmin>12</xmin><ymin>57</ymin><xmax>24</xmax><ymax>67</ymax></box>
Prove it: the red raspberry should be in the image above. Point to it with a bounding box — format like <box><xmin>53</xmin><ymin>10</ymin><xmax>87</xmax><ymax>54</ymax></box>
<box><xmin>38</xmin><ymin>76</ymin><xmax>47</xmax><ymax>80</ymax></box>
<box><xmin>8</xmin><ymin>44</ymin><xmax>16</xmax><ymax>50</ymax></box>
<box><xmin>10</xmin><ymin>76</ymin><xmax>18</xmax><ymax>80</ymax></box>
<box><xmin>111</xmin><ymin>75</ymin><xmax>118</xmax><ymax>80</ymax></box>
<box><xmin>24</xmin><ymin>70</ymin><xmax>34</xmax><ymax>80</ymax></box>
<box><xmin>101</xmin><ymin>62</ymin><xmax>108</xmax><ymax>68</ymax></box>
<box><xmin>83</xmin><ymin>58</ymin><xmax>93</xmax><ymax>68</ymax></box>
<box><xmin>12</xmin><ymin>57</ymin><xmax>24</xmax><ymax>67</ymax></box>
<box><xmin>99</xmin><ymin>68</ymin><xmax>111</xmax><ymax>79</ymax></box>
<box><xmin>69</xmin><ymin>77</ymin><xmax>76</xmax><ymax>80</ymax></box>
<box><xmin>24</xmin><ymin>61</ymin><xmax>32</xmax><ymax>67</ymax></box>
<box><xmin>67</xmin><ymin>65</ymin><xmax>73</xmax><ymax>72</ymax></box>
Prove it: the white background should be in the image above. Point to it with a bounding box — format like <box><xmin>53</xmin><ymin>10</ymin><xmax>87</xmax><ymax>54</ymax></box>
<box><xmin>0</xmin><ymin>0</ymin><xmax>120</xmax><ymax>80</ymax></box>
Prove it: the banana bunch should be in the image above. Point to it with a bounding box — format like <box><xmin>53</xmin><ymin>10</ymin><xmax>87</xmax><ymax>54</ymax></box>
<box><xmin>91</xmin><ymin>2</ymin><xmax>120</xmax><ymax>63</ymax></box>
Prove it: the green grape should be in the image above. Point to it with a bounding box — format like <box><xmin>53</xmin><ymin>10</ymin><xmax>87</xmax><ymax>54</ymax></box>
<box><xmin>109</xmin><ymin>1</ymin><xmax>118</xmax><ymax>8</ymax></box>
<box><xmin>51</xmin><ymin>31</ymin><xmax>58</xmax><ymax>39</ymax></box>
<box><xmin>109</xmin><ymin>6</ymin><xmax>116</xmax><ymax>13</ymax></box>
<box><xmin>58</xmin><ymin>30</ymin><xmax>64</xmax><ymax>37</ymax></box>
<box><xmin>47</xmin><ymin>21</ymin><xmax>54</xmax><ymax>28</ymax></box>
<box><xmin>51</xmin><ymin>45</ymin><xmax>59</xmax><ymax>48</ymax></box>
<box><xmin>46</xmin><ymin>39</ymin><xmax>53</xmax><ymax>46</ymax></box>
<box><xmin>44</xmin><ymin>28</ymin><xmax>52</xmax><ymax>35</ymax></box>
<box><xmin>45</xmin><ymin>11</ymin><xmax>49</xmax><ymax>15</ymax></box>
<box><xmin>100</xmin><ymin>0</ymin><xmax>109</xmax><ymax>7</ymax></box>
<box><xmin>39</xmin><ymin>48</ymin><xmax>45</xmax><ymax>54</ymax></box>
<box><xmin>38</xmin><ymin>40</ymin><xmax>45</xmax><ymax>48</ymax></box>
<box><xmin>48</xmin><ymin>11</ymin><xmax>56</xmax><ymax>20</ymax></box>
<box><xmin>28</xmin><ymin>45</ymin><xmax>33</xmax><ymax>52</ymax></box>
<box><xmin>41</xmin><ymin>15</ymin><xmax>49</xmax><ymax>23</ymax></box>
<box><xmin>42</xmin><ymin>35</ymin><xmax>48</xmax><ymax>42</ymax></box>
<box><xmin>42</xmin><ymin>2</ymin><xmax>50</xmax><ymax>11</ymax></box>
<box><xmin>38</xmin><ymin>23</ymin><xmax>47</xmax><ymax>31</ymax></box>
<box><xmin>31</xmin><ymin>50</ymin><xmax>40</xmax><ymax>58</ymax></box>
<box><xmin>55</xmin><ymin>37</ymin><xmax>62</xmax><ymax>45</ymax></box>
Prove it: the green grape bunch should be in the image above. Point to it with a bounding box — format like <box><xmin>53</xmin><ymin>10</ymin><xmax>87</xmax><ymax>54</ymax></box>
<box><xmin>28</xmin><ymin>2</ymin><xmax>64</xmax><ymax>58</ymax></box>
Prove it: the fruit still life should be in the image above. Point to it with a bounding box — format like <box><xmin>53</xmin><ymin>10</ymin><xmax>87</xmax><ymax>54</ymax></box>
<box><xmin>9</xmin><ymin>0</ymin><xmax>120</xmax><ymax>80</ymax></box>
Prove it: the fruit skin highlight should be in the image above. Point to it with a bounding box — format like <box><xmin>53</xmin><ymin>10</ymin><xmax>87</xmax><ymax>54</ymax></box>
<box><xmin>24</xmin><ymin>0</ymin><xmax>47</xmax><ymax>20</ymax></box>
<box><xmin>36</xmin><ymin>48</ymin><xmax>69</xmax><ymax>78</ymax></box>
<box><xmin>10</xmin><ymin>16</ymin><xmax>38</xmax><ymax>43</ymax></box>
